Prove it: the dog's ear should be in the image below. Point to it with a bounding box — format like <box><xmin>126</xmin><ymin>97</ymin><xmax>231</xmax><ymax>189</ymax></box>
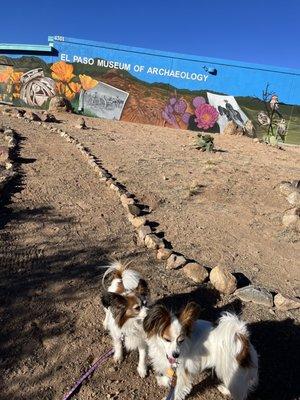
<box><xmin>101</xmin><ymin>291</ymin><xmax>127</xmax><ymax>310</ymax></box>
<box><xmin>135</xmin><ymin>278</ymin><xmax>150</xmax><ymax>303</ymax></box>
<box><xmin>179</xmin><ymin>302</ymin><xmax>200</xmax><ymax>335</ymax></box>
<box><xmin>143</xmin><ymin>304</ymin><xmax>170</xmax><ymax>337</ymax></box>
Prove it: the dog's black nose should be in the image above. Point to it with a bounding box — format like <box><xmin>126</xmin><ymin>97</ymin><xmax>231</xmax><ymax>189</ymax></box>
<box><xmin>172</xmin><ymin>351</ymin><xmax>180</xmax><ymax>359</ymax></box>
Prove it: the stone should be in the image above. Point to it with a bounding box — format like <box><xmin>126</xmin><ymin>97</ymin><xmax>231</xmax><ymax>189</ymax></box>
<box><xmin>157</xmin><ymin>247</ymin><xmax>173</xmax><ymax>261</ymax></box>
<box><xmin>234</xmin><ymin>285</ymin><xmax>273</xmax><ymax>307</ymax></box>
<box><xmin>127</xmin><ymin>215</ymin><xmax>146</xmax><ymax>228</ymax></box>
<box><xmin>166</xmin><ymin>253</ymin><xmax>187</xmax><ymax>270</ymax></box>
<box><xmin>42</xmin><ymin>113</ymin><xmax>58</xmax><ymax>123</ymax></box>
<box><xmin>291</xmin><ymin>180</ymin><xmax>300</xmax><ymax>189</ymax></box>
<box><xmin>274</xmin><ymin>293</ymin><xmax>300</xmax><ymax>311</ymax></box>
<box><xmin>287</xmin><ymin>191</ymin><xmax>300</xmax><ymax>206</ymax></box>
<box><xmin>137</xmin><ymin>225</ymin><xmax>152</xmax><ymax>241</ymax></box>
<box><xmin>253</xmin><ymin>138</ymin><xmax>260</xmax><ymax>143</ymax></box>
<box><xmin>282</xmin><ymin>208</ymin><xmax>300</xmax><ymax>230</ymax></box>
<box><xmin>278</xmin><ymin>181</ymin><xmax>296</xmax><ymax>197</ymax></box>
<box><xmin>120</xmin><ymin>194</ymin><xmax>135</xmax><ymax>207</ymax></box>
<box><xmin>0</xmin><ymin>146</ymin><xmax>10</xmax><ymax>163</ymax></box>
<box><xmin>25</xmin><ymin>111</ymin><xmax>41</xmax><ymax>121</ymax></box>
<box><xmin>222</xmin><ymin>121</ymin><xmax>243</xmax><ymax>136</ymax></box>
<box><xmin>182</xmin><ymin>262</ymin><xmax>209</xmax><ymax>283</ymax></box>
<box><xmin>48</xmin><ymin>96</ymin><xmax>72</xmax><ymax>112</ymax></box>
<box><xmin>209</xmin><ymin>266</ymin><xmax>237</xmax><ymax>294</ymax></box>
<box><xmin>76</xmin><ymin>117</ymin><xmax>87</xmax><ymax>129</ymax></box>
<box><xmin>243</xmin><ymin>120</ymin><xmax>255</xmax><ymax>137</ymax></box>
<box><xmin>127</xmin><ymin>203</ymin><xmax>142</xmax><ymax>217</ymax></box>
<box><xmin>144</xmin><ymin>234</ymin><xmax>164</xmax><ymax>250</ymax></box>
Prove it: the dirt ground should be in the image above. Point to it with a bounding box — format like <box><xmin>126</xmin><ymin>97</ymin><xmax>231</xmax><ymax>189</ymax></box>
<box><xmin>0</xmin><ymin>110</ymin><xmax>299</xmax><ymax>400</ymax></box>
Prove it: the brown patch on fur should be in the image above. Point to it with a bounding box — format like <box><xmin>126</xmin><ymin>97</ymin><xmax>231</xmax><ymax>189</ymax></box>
<box><xmin>143</xmin><ymin>304</ymin><xmax>171</xmax><ymax>337</ymax></box>
<box><xmin>115</xmin><ymin>280</ymin><xmax>125</xmax><ymax>294</ymax></box>
<box><xmin>118</xmin><ymin>294</ymin><xmax>141</xmax><ymax>327</ymax></box>
<box><xmin>162</xmin><ymin>324</ymin><xmax>172</xmax><ymax>342</ymax></box>
<box><xmin>236</xmin><ymin>333</ymin><xmax>253</xmax><ymax>368</ymax></box>
<box><xmin>179</xmin><ymin>302</ymin><xmax>200</xmax><ymax>336</ymax></box>
<box><xmin>134</xmin><ymin>278</ymin><xmax>149</xmax><ymax>298</ymax></box>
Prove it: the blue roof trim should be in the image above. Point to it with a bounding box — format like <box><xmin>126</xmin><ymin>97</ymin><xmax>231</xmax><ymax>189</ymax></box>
<box><xmin>49</xmin><ymin>35</ymin><xmax>300</xmax><ymax>76</ymax></box>
<box><xmin>0</xmin><ymin>43</ymin><xmax>53</xmax><ymax>53</ymax></box>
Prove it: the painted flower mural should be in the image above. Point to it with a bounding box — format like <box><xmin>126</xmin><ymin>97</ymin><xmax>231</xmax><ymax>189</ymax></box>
<box><xmin>51</xmin><ymin>61</ymin><xmax>75</xmax><ymax>83</ymax></box>
<box><xmin>0</xmin><ymin>66</ymin><xmax>13</xmax><ymax>83</ymax></box>
<box><xmin>194</xmin><ymin>102</ymin><xmax>219</xmax><ymax>130</ymax></box>
<box><xmin>162</xmin><ymin>94</ymin><xmax>219</xmax><ymax>132</ymax></box>
<box><xmin>162</xmin><ymin>95</ymin><xmax>191</xmax><ymax>128</ymax></box>
<box><xmin>79</xmin><ymin>74</ymin><xmax>98</xmax><ymax>91</ymax></box>
<box><xmin>50</xmin><ymin>61</ymin><xmax>99</xmax><ymax>101</ymax></box>
<box><xmin>0</xmin><ymin>66</ymin><xmax>24</xmax><ymax>101</ymax></box>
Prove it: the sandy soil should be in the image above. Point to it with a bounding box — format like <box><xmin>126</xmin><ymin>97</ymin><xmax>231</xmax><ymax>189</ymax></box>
<box><xmin>0</xmin><ymin>110</ymin><xmax>299</xmax><ymax>400</ymax></box>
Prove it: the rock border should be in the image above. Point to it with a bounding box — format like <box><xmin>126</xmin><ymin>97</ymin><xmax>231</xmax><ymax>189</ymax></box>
<box><xmin>0</xmin><ymin>126</ymin><xmax>18</xmax><ymax>196</ymax></box>
<box><xmin>1</xmin><ymin>106</ymin><xmax>299</xmax><ymax>312</ymax></box>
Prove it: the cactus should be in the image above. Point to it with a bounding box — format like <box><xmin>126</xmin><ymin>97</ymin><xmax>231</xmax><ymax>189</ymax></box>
<box><xmin>195</xmin><ymin>134</ymin><xmax>214</xmax><ymax>152</ymax></box>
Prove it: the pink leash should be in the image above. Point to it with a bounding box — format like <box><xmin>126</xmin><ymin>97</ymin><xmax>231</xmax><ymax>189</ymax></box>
<box><xmin>62</xmin><ymin>347</ymin><xmax>114</xmax><ymax>400</ymax></box>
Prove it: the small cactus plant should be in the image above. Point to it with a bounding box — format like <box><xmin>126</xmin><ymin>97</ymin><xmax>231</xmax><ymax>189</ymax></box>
<box><xmin>195</xmin><ymin>134</ymin><xmax>214</xmax><ymax>152</ymax></box>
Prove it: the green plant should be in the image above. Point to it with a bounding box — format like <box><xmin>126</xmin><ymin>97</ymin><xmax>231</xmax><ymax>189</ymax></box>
<box><xmin>195</xmin><ymin>133</ymin><xmax>214</xmax><ymax>152</ymax></box>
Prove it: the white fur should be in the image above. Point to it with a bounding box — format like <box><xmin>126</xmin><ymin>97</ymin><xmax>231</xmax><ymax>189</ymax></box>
<box><xmin>147</xmin><ymin>312</ymin><xmax>258</xmax><ymax>400</ymax></box>
<box><xmin>101</xmin><ymin>261</ymin><xmax>149</xmax><ymax>378</ymax></box>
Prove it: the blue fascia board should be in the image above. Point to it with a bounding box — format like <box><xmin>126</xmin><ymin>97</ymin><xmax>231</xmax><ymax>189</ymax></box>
<box><xmin>0</xmin><ymin>43</ymin><xmax>53</xmax><ymax>53</ymax></box>
<box><xmin>49</xmin><ymin>35</ymin><xmax>300</xmax><ymax>76</ymax></box>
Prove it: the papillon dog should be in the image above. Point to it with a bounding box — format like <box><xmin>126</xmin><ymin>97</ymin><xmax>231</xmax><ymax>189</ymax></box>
<box><xmin>100</xmin><ymin>261</ymin><xmax>150</xmax><ymax>378</ymax></box>
<box><xmin>143</xmin><ymin>301</ymin><xmax>258</xmax><ymax>400</ymax></box>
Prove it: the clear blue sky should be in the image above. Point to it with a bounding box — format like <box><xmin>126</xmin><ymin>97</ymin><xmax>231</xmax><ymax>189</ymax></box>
<box><xmin>1</xmin><ymin>0</ymin><xmax>300</xmax><ymax>69</ymax></box>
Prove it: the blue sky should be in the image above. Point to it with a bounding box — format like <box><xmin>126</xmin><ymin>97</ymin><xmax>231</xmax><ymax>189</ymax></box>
<box><xmin>1</xmin><ymin>0</ymin><xmax>300</xmax><ymax>69</ymax></box>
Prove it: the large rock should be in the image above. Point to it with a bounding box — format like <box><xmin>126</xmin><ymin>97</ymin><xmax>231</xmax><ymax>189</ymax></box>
<box><xmin>287</xmin><ymin>191</ymin><xmax>300</xmax><ymax>206</ymax></box>
<box><xmin>182</xmin><ymin>262</ymin><xmax>208</xmax><ymax>283</ymax></box>
<box><xmin>234</xmin><ymin>285</ymin><xmax>273</xmax><ymax>307</ymax></box>
<box><xmin>49</xmin><ymin>96</ymin><xmax>72</xmax><ymax>112</ymax></box>
<box><xmin>274</xmin><ymin>293</ymin><xmax>300</xmax><ymax>311</ymax></box>
<box><xmin>166</xmin><ymin>253</ymin><xmax>187</xmax><ymax>270</ymax></box>
<box><xmin>210</xmin><ymin>266</ymin><xmax>237</xmax><ymax>294</ymax></box>
<box><xmin>222</xmin><ymin>121</ymin><xmax>243</xmax><ymax>136</ymax></box>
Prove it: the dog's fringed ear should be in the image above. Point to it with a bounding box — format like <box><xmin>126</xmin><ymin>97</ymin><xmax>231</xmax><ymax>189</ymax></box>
<box><xmin>135</xmin><ymin>279</ymin><xmax>150</xmax><ymax>304</ymax></box>
<box><xmin>101</xmin><ymin>291</ymin><xmax>127</xmax><ymax>310</ymax></box>
<box><xmin>179</xmin><ymin>302</ymin><xmax>200</xmax><ymax>335</ymax></box>
<box><xmin>143</xmin><ymin>304</ymin><xmax>171</xmax><ymax>337</ymax></box>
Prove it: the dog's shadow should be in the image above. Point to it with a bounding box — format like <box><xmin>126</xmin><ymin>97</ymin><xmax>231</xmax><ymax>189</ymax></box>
<box><xmin>154</xmin><ymin>284</ymin><xmax>243</xmax><ymax>322</ymax></box>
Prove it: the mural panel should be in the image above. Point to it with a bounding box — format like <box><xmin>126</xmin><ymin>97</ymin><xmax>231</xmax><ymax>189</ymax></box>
<box><xmin>0</xmin><ymin>36</ymin><xmax>299</xmax><ymax>145</ymax></box>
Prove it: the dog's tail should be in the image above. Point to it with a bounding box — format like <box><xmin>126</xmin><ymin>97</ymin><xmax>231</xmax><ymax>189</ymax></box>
<box><xmin>101</xmin><ymin>260</ymin><xmax>142</xmax><ymax>292</ymax></box>
<box><xmin>217</xmin><ymin>313</ymin><xmax>258</xmax><ymax>370</ymax></box>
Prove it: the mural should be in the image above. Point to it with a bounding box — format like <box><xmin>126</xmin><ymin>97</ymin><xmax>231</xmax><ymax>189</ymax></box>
<box><xmin>0</xmin><ymin>36</ymin><xmax>299</xmax><ymax>144</ymax></box>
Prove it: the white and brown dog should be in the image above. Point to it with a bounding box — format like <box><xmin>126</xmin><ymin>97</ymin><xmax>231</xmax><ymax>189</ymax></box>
<box><xmin>143</xmin><ymin>301</ymin><xmax>258</xmax><ymax>400</ymax></box>
<box><xmin>101</xmin><ymin>261</ymin><xmax>150</xmax><ymax>378</ymax></box>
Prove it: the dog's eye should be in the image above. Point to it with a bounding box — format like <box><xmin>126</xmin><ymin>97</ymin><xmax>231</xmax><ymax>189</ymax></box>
<box><xmin>134</xmin><ymin>306</ymin><xmax>141</xmax><ymax>311</ymax></box>
<box><xmin>163</xmin><ymin>338</ymin><xmax>171</xmax><ymax>343</ymax></box>
<box><xmin>178</xmin><ymin>337</ymin><xmax>185</xmax><ymax>344</ymax></box>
